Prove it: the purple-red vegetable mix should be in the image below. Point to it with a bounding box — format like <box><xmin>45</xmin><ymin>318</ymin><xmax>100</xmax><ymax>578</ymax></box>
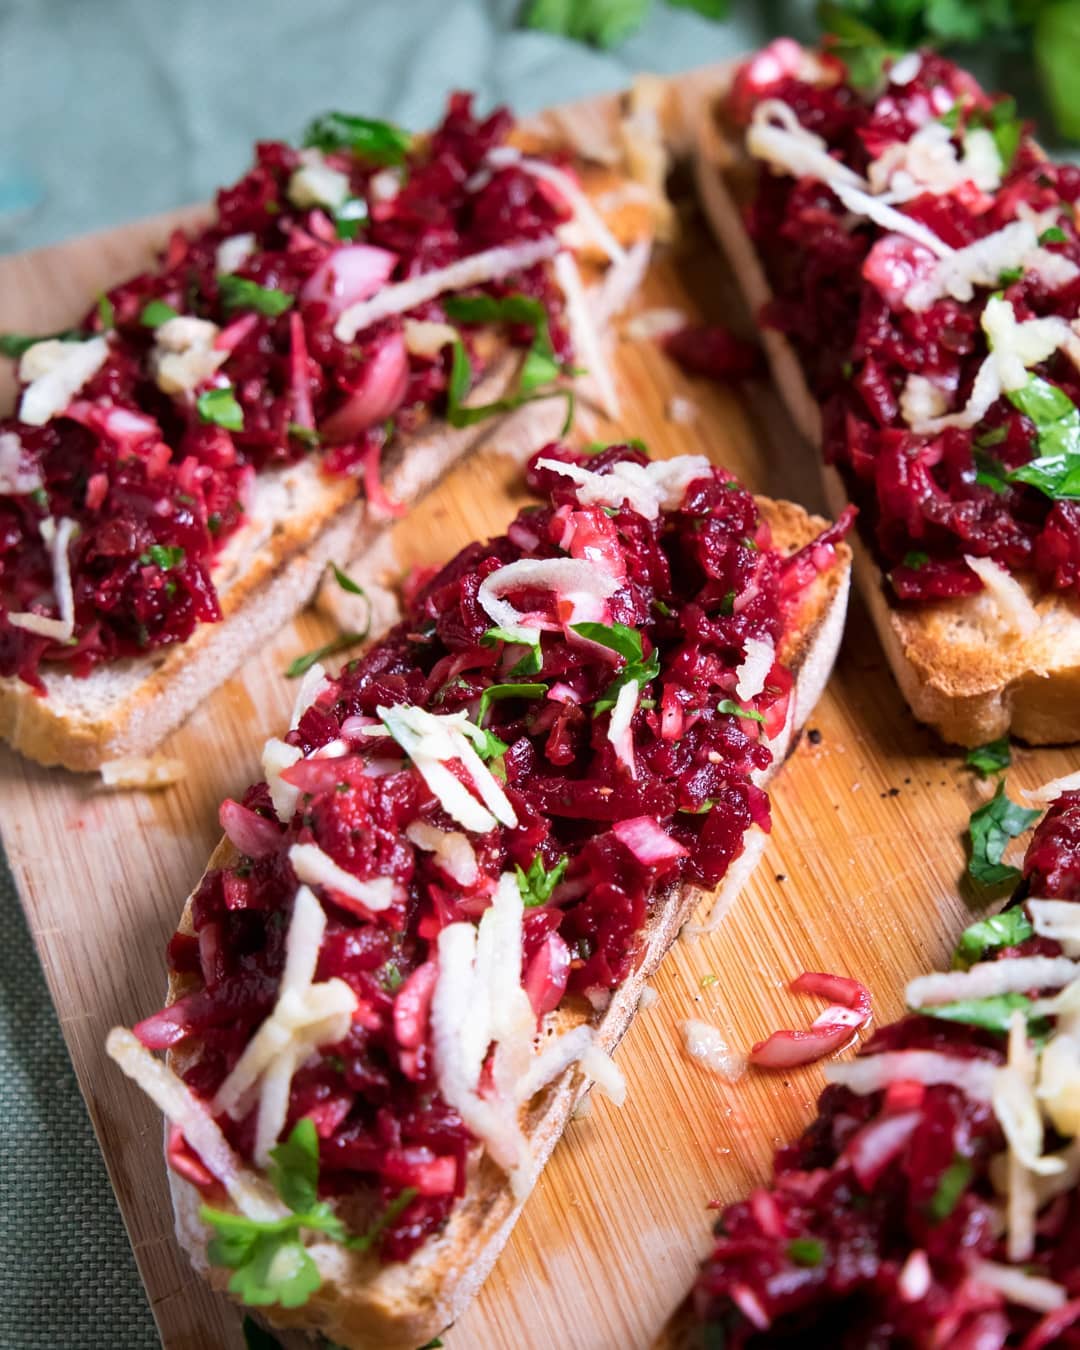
<box><xmin>140</xmin><ymin>443</ymin><xmax>851</xmax><ymax>1264</ymax></box>
<box><xmin>726</xmin><ymin>40</ymin><xmax>1080</xmax><ymax>606</ymax></box>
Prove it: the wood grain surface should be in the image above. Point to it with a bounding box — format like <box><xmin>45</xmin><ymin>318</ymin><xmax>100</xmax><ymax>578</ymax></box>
<box><xmin>1</xmin><ymin>67</ymin><xmax>1077</xmax><ymax>1350</ymax></box>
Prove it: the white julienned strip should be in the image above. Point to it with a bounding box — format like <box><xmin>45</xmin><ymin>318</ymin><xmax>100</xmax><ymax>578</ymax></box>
<box><xmin>367</xmin><ymin>704</ymin><xmax>516</xmax><ymax>834</ymax></box>
<box><xmin>405</xmin><ymin>820</ymin><xmax>478</xmax><ymax>886</ymax></box>
<box><xmin>290</xmin><ymin>663</ymin><xmax>329</xmax><ymax>730</ymax></box>
<box><xmin>908</xmin><ymin>220</ymin><xmax>1078</xmax><ymax>311</ymax></box>
<box><xmin>334</xmin><ymin>237</ymin><xmax>560</xmax><ymax>343</ymax></box>
<box><xmin>746</xmin><ymin>100</ymin><xmax>867</xmax><ymax>193</ymax></box>
<box><xmin>552</xmin><ymin>250</ymin><xmax>619</xmax><ymax>419</ymax></box>
<box><xmin>735</xmin><ymin>636</ymin><xmax>774</xmax><ymax>702</ymax></box>
<box><xmin>964</xmin><ymin>557</ymin><xmax>1039</xmax><ymax>638</ymax></box>
<box><xmin>830</xmin><ymin>180</ymin><xmax>954</xmax><ymax>259</ymax></box>
<box><xmin>7</xmin><ymin>516</ymin><xmax>79</xmax><ymax>643</ymax></box>
<box><xmin>998</xmin><ymin>1012</ymin><xmax>1043</xmax><ymax>1264</ymax></box>
<box><xmin>431</xmin><ymin>873</ymin><xmax>624</xmax><ymax>1198</ymax></box>
<box><xmin>105</xmin><ymin>1028</ymin><xmax>286</xmax><ymax>1222</ymax></box>
<box><xmin>825</xmin><ymin>1050</ymin><xmax>999</xmax><ymax>1101</ymax></box>
<box><xmin>607</xmin><ymin>678</ymin><xmax>639</xmax><ymax>779</ymax></box>
<box><xmin>1022</xmin><ymin>771</ymin><xmax>1080</xmax><ymax>807</ymax></box>
<box><xmin>262</xmin><ymin>738</ymin><xmax>303</xmax><ymax>823</ymax></box>
<box><xmin>533</xmin><ymin>452</ymin><xmax>713</xmax><ymax>521</ymax></box>
<box><xmin>212</xmin><ymin>885</ymin><xmax>357</xmax><ymax>1164</ymax></box>
<box><xmin>973</xmin><ymin>1261</ymin><xmax>1067</xmax><ymax>1313</ymax></box>
<box><xmin>18</xmin><ymin>336</ymin><xmax>110</xmax><ymax>426</ymax></box>
<box><xmin>1029</xmin><ymin>899</ymin><xmax>1080</xmax><ymax>953</ymax></box>
<box><xmin>907</xmin><ymin>956</ymin><xmax>1080</xmax><ymax>1008</ymax></box>
<box><xmin>476</xmin><ymin>555</ymin><xmax>621</xmax><ymax>645</ymax></box>
<box><xmin>289</xmin><ymin>842</ymin><xmax>396</xmax><ymax>912</ymax></box>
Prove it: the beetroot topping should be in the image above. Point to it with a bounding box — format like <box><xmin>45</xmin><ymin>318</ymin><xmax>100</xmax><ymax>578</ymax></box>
<box><xmin>695</xmin><ymin>786</ymin><xmax>1080</xmax><ymax>1348</ymax></box>
<box><xmin>728</xmin><ymin>41</ymin><xmax>1080</xmax><ymax>606</ymax></box>
<box><xmin>126</xmin><ymin>444</ymin><xmax>851</xmax><ymax>1288</ymax></box>
<box><xmin>0</xmin><ymin>95</ymin><xmax>588</xmax><ymax>692</ymax></box>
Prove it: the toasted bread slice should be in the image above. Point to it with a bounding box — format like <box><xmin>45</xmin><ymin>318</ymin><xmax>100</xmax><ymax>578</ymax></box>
<box><xmin>0</xmin><ymin>153</ymin><xmax>653</xmax><ymax>774</ymax></box>
<box><xmin>693</xmin><ymin>89</ymin><xmax>1080</xmax><ymax>749</ymax></box>
<box><xmin>162</xmin><ymin>496</ymin><xmax>851</xmax><ymax>1350</ymax></box>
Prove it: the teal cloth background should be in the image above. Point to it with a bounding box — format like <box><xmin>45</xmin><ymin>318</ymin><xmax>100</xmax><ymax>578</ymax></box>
<box><xmin>0</xmin><ymin>3</ymin><xmax>820</xmax><ymax>1347</ymax></box>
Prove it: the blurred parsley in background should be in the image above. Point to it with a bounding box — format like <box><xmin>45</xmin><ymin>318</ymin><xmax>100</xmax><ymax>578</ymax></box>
<box><xmin>520</xmin><ymin>0</ymin><xmax>1080</xmax><ymax>141</ymax></box>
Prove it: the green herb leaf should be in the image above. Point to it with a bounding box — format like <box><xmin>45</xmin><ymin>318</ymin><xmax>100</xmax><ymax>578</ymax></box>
<box><xmin>998</xmin><ymin>265</ymin><xmax>1024</xmax><ymax>286</ymax></box>
<box><xmin>787</xmin><ymin>1236</ymin><xmax>825</xmax><ymax>1267</ymax></box>
<box><xmin>988</xmin><ymin>95</ymin><xmax>1022</xmax><ymax>173</ymax></box>
<box><xmin>219</xmin><ymin>274</ymin><xmax>295</xmax><ymax>317</ymax></box>
<box><xmin>329</xmin><ymin>562</ymin><xmax>365</xmax><ymax>596</ymax></box>
<box><xmin>515</xmin><ymin>852</ymin><xmax>570</xmax><ymax>907</ymax></box>
<box><xmin>444</xmin><ymin>292</ymin><xmax>567</xmax><ymax>396</ymax></box>
<box><xmin>97</xmin><ymin>293</ymin><xmax>116</xmax><ymax>331</ymax></box>
<box><xmin>965</xmin><ymin>736</ymin><xmax>1011</xmax><ymax>777</ymax></box>
<box><xmin>242</xmin><ymin>1315</ymin><xmax>284</xmax><ymax>1349</ymax></box>
<box><xmin>228</xmin><ymin>1235</ymin><xmax>322</xmax><ymax>1309</ymax></box>
<box><xmin>288</xmin><ymin>422</ymin><xmax>321</xmax><ymax>448</ymax></box>
<box><xmin>1040</xmin><ymin>225</ymin><xmax>1068</xmax><ymax>245</ymax></box>
<box><xmin>817</xmin><ymin>3</ymin><xmax>895</xmax><ymax>89</ymax></box>
<box><xmin>1035</xmin><ymin>1</ymin><xmax>1080</xmax><ymax>143</ymax></box>
<box><xmin>480</xmin><ymin>626</ymin><xmax>543</xmax><ymax>677</ymax></box>
<box><xmin>267</xmin><ymin>1117</ymin><xmax>320</xmax><ymax>1215</ymax></box>
<box><xmin>444</xmin><ymin>337</ymin><xmax>574</xmax><ymax>434</ymax></box>
<box><xmin>570</xmin><ymin>620</ymin><xmax>660</xmax><ymax>713</ymax></box>
<box><xmin>953</xmin><ymin>908</ymin><xmax>1034</xmax><ymax>969</ymax></box>
<box><xmin>1006</xmin><ymin>376</ymin><xmax>1080</xmax><ymax>500</ymax></box>
<box><xmin>139</xmin><ymin>544</ymin><xmax>185</xmax><ymax>571</ymax></box>
<box><xmin>285</xmin><ymin>631</ymin><xmax>367</xmax><ymax>678</ymax></box>
<box><xmin>303</xmin><ymin>112</ymin><xmax>412</xmax><ymax>165</ymax></box>
<box><xmin>334</xmin><ymin>196</ymin><xmax>370</xmax><ymax>240</ymax></box>
<box><xmin>478</xmin><ymin>681</ymin><xmax>547</xmax><ymax>726</ymax></box>
<box><xmin>928</xmin><ymin>1155</ymin><xmax>974</xmax><ymax>1223</ymax></box>
<box><xmin>902</xmin><ymin>550</ymin><xmax>929</xmax><ymax>570</ymax></box>
<box><xmin>666</xmin><ymin>0</ymin><xmax>730</xmax><ymax>17</ymax></box>
<box><xmin>717</xmin><ymin>698</ymin><xmax>766</xmax><ymax>725</ymax></box>
<box><xmin>520</xmin><ymin>0</ymin><xmax>651</xmax><ymax>48</ymax></box>
<box><xmin>0</xmin><ymin>328</ymin><xmax>82</xmax><ymax>358</ymax></box>
<box><xmin>197</xmin><ymin>386</ymin><xmax>245</xmax><ymax>432</ymax></box>
<box><xmin>967</xmin><ymin>780</ymin><xmax>1040</xmax><ymax>888</ymax></box>
<box><xmin>918</xmin><ymin>991</ymin><xmax>1032</xmax><ymax>1034</ymax></box>
<box><xmin>139</xmin><ymin>299</ymin><xmax>180</xmax><ymax>328</ymax></box>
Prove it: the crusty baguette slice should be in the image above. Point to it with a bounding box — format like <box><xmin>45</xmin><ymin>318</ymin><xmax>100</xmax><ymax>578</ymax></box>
<box><xmin>163</xmin><ymin>496</ymin><xmax>851</xmax><ymax>1350</ymax></box>
<box><xmin>693</xmin><ymin>92</ymin><xmax>1080</xmax><ymax>749</ymax></box>
<box><xmin>0</xmin><ymin>181</ymin><xmax>653</xmax><ymax>775</ymax></box>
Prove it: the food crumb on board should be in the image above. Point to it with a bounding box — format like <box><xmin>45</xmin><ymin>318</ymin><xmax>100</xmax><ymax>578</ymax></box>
<box><xmin>806</xmin><ymin>727</ymin><xmax>822</xmax><ymax>745</ymax></box>
<box><xmin>666</xmin><ymin>394</ymin><xmax>697</xmax><ymax>424</ymax></box>
<box><xmin>639</xmin><ymin>985</ymin><xmax>659</xmax><ymax>1010</ymax></box>
<box><xmin>775</xmin><ymin>873</ymin><xmax>786</xmax><ymax>883</ymax></box>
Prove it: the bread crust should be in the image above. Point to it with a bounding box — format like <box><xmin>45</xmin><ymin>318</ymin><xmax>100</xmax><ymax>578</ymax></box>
<box><xmin>693</xmin><ymin>86</ymin><xmax>1080</xmax><ymax>749</ymax></box>
<box><xmin>162</xmin><ymin>498</ymin><xmax>852</xmax><ymax>1349</ymax></box>
<box><xmin>0</xmin><ymin>152</ymin><xmax>653</xmax><ymax>773</ymax></box>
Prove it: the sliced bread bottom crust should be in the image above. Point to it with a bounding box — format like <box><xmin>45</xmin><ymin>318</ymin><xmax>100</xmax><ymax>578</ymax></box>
<box><xmin>693</xmin><ymin>94</ymin><xmax>1080</xmax><ymax>749</ymax></box>
<box><xmin>164</xmin><ymin>497</ymin><xmax>851</xmax><ymax>1350</ymax></box>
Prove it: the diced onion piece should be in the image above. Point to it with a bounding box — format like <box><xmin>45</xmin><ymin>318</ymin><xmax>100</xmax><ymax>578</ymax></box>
<box><xmin>826</xmin><ymin>1050</ymin><xmax>999</xmax><ymax>1101</ymax></box>
<box><xmin>964</xmin><ymin>556</ymin><xmax>1040</xmax><ymax>638</ymax></box>
<box><xmin>897</xmin><ymin>1249</ymin><xmax>931</xmax><ymax>1302</ymax></box>
<box><xmin>1023</xmin><ymin>772</ymin><xmax>1080</xmax><ymax>806</ymax></box>
<box><xmin>288</xmin><ymin>149</ymin><xmax>350</xmax><ymax>210</ymax></box>
<box><xmin>105</xmin><ymin>1027</ymin><xmax>285</xmax><ymax>1221</ymax></box>
<box><xmin>907</xmin><ymin>352</ymin><xmax>1001</xmax><ymax>434</ymax></box>
<box><xmin>402</xmin><ymin>318</ymin><xmax>458</xmax><ymax>359</ymax></box>
<box><xmin>899</xmin><ymin>374</ymin><xmax>949</xmax><ymax>429</ymax></box>
<box><xmin>151</xmin><ymin>317</ymin><xmax>227</xmax><ymax>395</ymax></box>
<box><xmin>334</xmin><ymin>237</ymin><xmax>560</xmax><ymax>343</ymax></box>
<box><xmin>18</xmin><ymin>336</ymin><xmax>109</xmax><ymax>425</ymax></box>
<box><xmin>477</xmin><ymin>555</ymin><xmax>621</xmax><ymax>644</ymax></box>
<box><xmin>100</xmin><ymin>756</ymin><xmax>185</xmax><ymax>791</ymax></box>
<box><xmin>973</xmin><ymin>1261</ymin><xmax>1068</xmax><ymax>1314</ymax></box>
<box><xmin>288</xmin><ymin>842</ymin><xmax>396</xmax><ymax>912</ymax></box>
<box><xmin>7</xmin><ymin>515</ymin><xmax>79</xmax><ymax>643</ymax></box>
<box><xmin>983</xmin><ymin>294</ymin><xmax>1071</xmax><ymax>393</ymax></box>
<box><xmin>1029</xmin><ymin>899</ymin><xmax>1080</xmax><ymax>955</ymax></box>
<box><xmin>908</xmin><ymin>956</ymin><xmax>1078</xmax><ymax>1008</ymax></box>
<box><xmin>406</xmin><ymin>820</ymin><xmax>478</xmax><ymax>886</ymax></box>
<box><xmin>0</xmin><ymin>430</ymin><xmax>43</xmax><ymax>494</ymax></box>
<box><xmin>534</xmin><ymin>452</ymin><xmax>712</xmax><ymax>521</ymax></box>
<box><xmin>261</xmin><ymin>738</ymin><xmax>303</xmax><ymax>823</ymax></box>
<box><xmin>908</xmin><ymin>220</ymin><xmax>1078</xmax><ymax>311</ymax></box>
<box><xmin>215</xmin><ymin>233</ymin><xmax>256</xmax><ymax>275</ymax></box>
<box><xmin>682</xmin><ymin>1019</ymin><xmax>745</xmax><ymax>1080</ymax></box>
<box><xmin>553</xmin><ymin>250</ymin><xmax>619</xmax><ymax>419</ymax></box>
<box><xmin>735</xmin><ymin>636</ymin><xmax>774</xmax><ymax>702</ymax></box>
<box><xmin>612</xmin><ymin>815</ymin><xmax>688</xmax><ymax>866</ymax></box>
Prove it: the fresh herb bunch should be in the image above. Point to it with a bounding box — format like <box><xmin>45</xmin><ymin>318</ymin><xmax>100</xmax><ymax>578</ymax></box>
<box><xmin>520</xmin><ymin>0</ymin><xmax>1080</xmax><ymax>142</ymax></box>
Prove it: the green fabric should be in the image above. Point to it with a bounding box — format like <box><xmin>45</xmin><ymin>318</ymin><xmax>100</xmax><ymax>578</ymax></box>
<box><xmin>0</xmin><ymin>2</ymin><xmax>812</xmax><ymax>1346</ymax></box>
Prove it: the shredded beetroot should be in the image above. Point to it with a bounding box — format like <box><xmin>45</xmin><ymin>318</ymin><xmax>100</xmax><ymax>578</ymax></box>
<box><xmin>0</xmin><ymin>94</ymin><xmax>573</xmax><ymax>691</ymax></box>
<box><xmin>728</xmin><ymin>44</ymin><xmax>1080</xmax><ymax>606</ymax></box>
<box><xmin>664</xmin><ymin>324</ymin><xmax>761</xmax><ymax>382</ymax></box>
<box><xmin>749</xmin><ymin>970</ymin><xmax>872</xmax><ymax>1068</ymax></box>
<box><xmin>148</xmin><ymin>443</ymin><xmax>851</xmax><ymax>1262</ymax></box>
<box><xmin>695</xmin><ymin>789</ymin><xmax>1080</xmax><ymax>1347</ymax></box>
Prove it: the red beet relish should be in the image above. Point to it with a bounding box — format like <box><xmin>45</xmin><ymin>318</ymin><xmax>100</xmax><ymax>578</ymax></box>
<box><xmin>144</xmin><ymin>443</ymin><xmax>850</xmax><ymax>1262</ymax></box>
<box><xmin>0</xmin><ymin>93</ymin><xmax>572</xmax><ymax>692</ymax></box>
<box><xmin>694</xmin><ymin>790</ymin><xmax>1080</xmax><ymax>1348</ymax></box>
<box><xmin>729</xmin><ymin>45</ymin><xmax>1080</xmax><ymax>605</ymax></box>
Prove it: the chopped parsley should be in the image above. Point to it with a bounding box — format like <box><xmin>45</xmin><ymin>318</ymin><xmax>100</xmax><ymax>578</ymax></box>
<box><xmin>477</xmin><ymin>681</ymin><xmax>547</xmax><ymax>726</ymax></box>
<box><xmin>285</xmin><ymin>630</ymin><xmax>367</xmax><ymax>678</ymax></box>
<box><xmin>288</xmin><ymin>422</ymin><xmax>321</xmax><ymax>449</ymax></box>
<box><xmin>717</xmin><ymin>698</ymin><xmax>766</xmax><ymax>724</ymax></box>
<box><xmin>303</xmin><ymin>112</ymin><xmax>412</xmax><ymax>165</ymax></box>
<box><xmin>97</xmin><ymin>293</ymin><xmax>115</xmax><ymax>330</ymax></box>
<box><xmin>197</xmin><ymin>385</ymin><xmax>245</xmax><ymax>432</ymax></box>
<box><xmin>928</xmin><ymin>1155</ymin><xmax>973</xmax><ymax>1223</ymax></box>
<box><xmin>515</xmin><ymin>851</ymin><xmax>570</xmax><ymax>907</ymax></box>
<box><xmin>139</xmin><ymin>299</ymin><xmax>180</xmax><ymax>328</ymax></box>
<box><xmin>1040</xmin><ymin>225</ymin><xmax>1068</xmax><ymax>245</ymax></box>
<box><xmin>965</xmin><ymin>736</ymin><xmax>1011</xmax><ymax>777</ymax></box>
<box><xmin>328</xmin><ymin>561</ymin><xmax>365</xmax><ymax>596</ymax></box>
<box><xmin>787</xmin><ymin>1236</ymin><xmax>825</xmax><ymax>1267</ymax></box>
<box><xmin>902</xmin><ymin>550</ymin><xmax>929</xmax><ymax>570</ymax></box>
<box><xmin>218</xmin><ymin>274</ymin><xmax>295</xmax><ymax>317</ymax></box>
<box><xmin>569</xmin><ymin>620</ymin><xmax>659</xmax><ymax>714</ymax></box>
<box><xmin>953</xmin><ymin>908</ymin><xmax>1034</xmax><ymax>969</ymax></box>
<box><xmin>966</xmin><ymin>780</ymin><xmax>1040</xmax><ymax>888</ymax></box>
<box><xmin>1005</xmin><ymin>376</ymin><xmax>1080</xmax><ymax>500</ymax></box>
<box><xmin>917</xmin><ymin>991</ymin><xmax>1032</xmax><ymax>1034</ymax></box>
<box><xmin>480</xmin><ymin>625</ymin><xmax>543</xmax><ymax>677</ymax></box>
<box><xmin>139</xmin><ymin>544</ymin><xmax>185</xmax><ymax>571</ymax></box>
<box><xmin>334</xmin><ymin>196</ymin><xmax>370</xmax><ymax>240</ymax></box>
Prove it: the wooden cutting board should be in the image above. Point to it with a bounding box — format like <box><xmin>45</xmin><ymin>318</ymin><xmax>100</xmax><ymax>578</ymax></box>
<box><xmin>2</xmin><ymin>67</ymin><xmax>1077</xmax><ymax>1350</ymax></box>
